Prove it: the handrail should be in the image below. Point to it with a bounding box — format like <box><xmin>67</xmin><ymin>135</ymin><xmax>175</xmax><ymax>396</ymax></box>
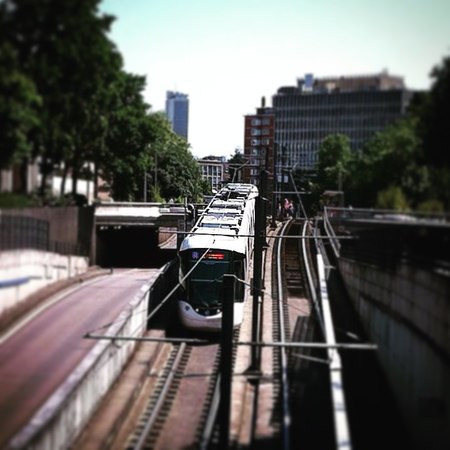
<box><xmin>323</xmin><ymin>209</ymin><xmax>341</xmax><ymax>258</ymax></box>
<box><xmin>317</xmin><ymin>253</ymin><xmax>352</xmax><ymax>450</ymax></box>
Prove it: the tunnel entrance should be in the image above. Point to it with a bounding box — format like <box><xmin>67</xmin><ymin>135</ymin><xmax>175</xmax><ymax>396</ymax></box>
<box><xmin>96</xmin><ymin>226</ymin><xmax>175</xmax><ymax>268</ymax></box>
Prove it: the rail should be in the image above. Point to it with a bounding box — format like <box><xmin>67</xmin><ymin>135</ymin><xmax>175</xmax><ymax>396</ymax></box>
<box><xmin>315</xmin><ymin>240</ymin><xmax>352</xmax><ymax>449</ymax></box>
<box><xmin>302</xmin><ymin>220</ymin><xmax>325</xmax><ymax>336</ymax></box>
<box><xmin>324</xmin><ymin>206</ymin><xmax>450</xmax><ymax>225</ymax></box>
<box><xmin>131</xmin><ymin>343</ymin><xmax>187</xmax><ymax>450</ymax></box>
<box><xmin>276</xmin><ymin>219</ymin><xmax>292</xmax><ymax>450</ymax></box>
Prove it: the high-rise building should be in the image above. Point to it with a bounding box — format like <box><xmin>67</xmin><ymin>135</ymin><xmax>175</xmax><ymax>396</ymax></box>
<box><xmin>165</xmin><ymin>91</ymin><xmax>189</xmax><ymax>139</ymax></box>
<box><xmin>243</xmin><ymin>99</ymin><xmax>274</xmax><ymax>194</ymax></box>
<box><xmin>272</xmin><ymin>71</ymin><xmax>412</xmax><ymax>171</ymax></box>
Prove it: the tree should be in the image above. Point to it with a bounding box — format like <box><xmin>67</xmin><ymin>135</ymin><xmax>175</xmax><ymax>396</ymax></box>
<box><xmin>348</xmin><ymin>118</ymin><xmax>424</xmax><ymax>207</ymax></box>
<box><xmin>376</xmin><ymin>186</ymin><xmax>409</xmax><ymax>210</ymax></box>
<box><xmin>317</xmin><ymin>134</ymin><xmax>351</xmax><ymax>192</ymax></box>
<box><xmin>227</xmin><ymin>148</ymin><xmax>246</xmax><ymax>182</ymax></box>
<box><xmin>0</xmin><ymin>42</ymin><xmax>41</xmax><ymax>169</ymax></box>
<box><xmin>145</xmin><ymin>113</ymin><xmax>205</xmax><ymax>202</ymax></box>
<box><xmin>102</xmin><ymin>73</ymin><xmax>155</xmax><ymax>201</ymax></box>
<box><xmin>420</xmin><ymin>54</ymin><xmax>450</xmax><ymax>168</ymax></box>
<box><xmin>1</xmin><ymin>0</ymin><xmax>123</xmax><ymax>196</ymax></box>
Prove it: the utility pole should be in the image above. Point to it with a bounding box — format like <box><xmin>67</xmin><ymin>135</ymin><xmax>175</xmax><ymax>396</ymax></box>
<box><xmin>143</xmin><ymin>172</ymin><xmax>147</xmax><ymax>202</ymax></box>
<box><xmin>271</xmin><ymin>143</ymin><xmax>278</xmax><ymax>228</ymax></box>
<box><xmin>251</xmin><ymin>169</ymin><xmax>267</xmax><ymax>370</ymax></box>
<box><xmin>219</xmin><ymin>274</ymin><xmax>235</xmax><ymax>450</ymax></box>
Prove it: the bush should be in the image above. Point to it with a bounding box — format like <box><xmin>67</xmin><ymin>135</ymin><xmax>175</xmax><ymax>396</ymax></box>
<box><xmin>416</xmin><ymin>199</ymin><xmax>444</xmax><ymax>213</ymax></box>
<box><xmin>0</xmin><ymin>193</ymin><xmax>41</xmax><ymax>207</ymax></box>
<box><xmin>376</xmin><ymin>186</ymin><xmax>409</xmax><ymax>210</ymax></box>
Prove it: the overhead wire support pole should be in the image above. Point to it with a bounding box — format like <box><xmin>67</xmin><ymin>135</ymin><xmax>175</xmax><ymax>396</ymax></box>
<box><xmin>251</xmin><ymin>170</ymin><xmax>267</xmax><ymax>371</ymax></box>
<box><xmin>289</xmin><ymin>164</ymin><xmax>308</xmax><ymax>219</ymax></box>
<box><xmin>219</xmin><ymin>274</ymin><xmax>235</xmax><ymax>450</ymax></box>
<box><xmin>271</xmin><ymin>142</ymin><xmax>278</xmax><ymax>228</ymax></box>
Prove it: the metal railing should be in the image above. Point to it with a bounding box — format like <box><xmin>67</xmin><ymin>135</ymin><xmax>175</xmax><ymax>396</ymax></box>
<box><xmin>0</xmin><ymin>214</ymin><xmax>88</xmax><ymax>256</ymax></box>
<box><xmin>324</xmin><ymin>207</ymin><xmax>450</xmax><ymax>225</ymax></box>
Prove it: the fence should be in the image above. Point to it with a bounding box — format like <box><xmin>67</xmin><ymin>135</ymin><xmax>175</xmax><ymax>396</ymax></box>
<box><xmin>324</xmin><ymin>207</ymin><xmax>450</xmax><ymax>273</ymax></box>
<box><xmin>0</xmin><ymin>214</ymin><xmax>88</xmax><ymax>256</ymax></box>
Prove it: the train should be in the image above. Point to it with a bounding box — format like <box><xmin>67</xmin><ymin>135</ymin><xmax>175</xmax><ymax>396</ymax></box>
<box><xmin>177</xmin><ymin>183</ymin><xmax>258</xmax><ymax>332</ymax></box>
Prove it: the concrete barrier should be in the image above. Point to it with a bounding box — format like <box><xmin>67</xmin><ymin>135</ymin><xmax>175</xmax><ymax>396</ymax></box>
<box><xmin>0</xmin><ymin>249</ymin><xmax>89</xmax><ymax>327</ymax></box>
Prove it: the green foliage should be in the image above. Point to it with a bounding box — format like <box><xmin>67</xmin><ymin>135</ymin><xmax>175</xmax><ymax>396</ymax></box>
<box><xmin>0</xmin><ymin>0</ymin><xmax>124</xmax><ymax>195</ymax></box>
<box><xmin>312</xmin><ymin>54</ymin><xmax>450</xmax><ymax>212</ymax></box>
<box><xmin>416</xmin><ymin>199</ymin><xmax>444</xmax><ymax>213</ymax></box>
<box><xmin>0</xmin><ymin>0</ymin><xmax>207</xmax><ymax>204</ymax></box>
<box><xmin>103</xmin><ymin>73</ymin><xmax>155</xmax><ymax>200</ymax></box>
<box><xmin>227</xmin><ymin>148</ymin><xmax>246</xmax><ymax>182</ymax></box>
<box><xmin>420</xmin><ymin>55</ymin><xmax>450</xmax><ymax>168</ymax></box>
<box><xmin>0</xmin><ymin>43</ymin><xmax>41</xmax><ymax>168</ymax></box>
<box><xmin>0</xmin><ymin>192</ymin><xmax>41</xmax><ymax>207</ymax></box>
<box><xmin>376</xmin><ymin>186</ymin><xmax>409</xmax><ymax>210</ymax></box>
<box><xmin>348</xmin><ymin>118</ymin><xmax>424</xmax><ymax>207</ymax></box>
<box><xmin>317</xmin><ymin>134</ymin><xmax>351</xmax><ymax>191</ymax></box>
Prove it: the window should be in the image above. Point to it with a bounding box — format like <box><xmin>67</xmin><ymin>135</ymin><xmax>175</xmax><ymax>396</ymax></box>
<box><xmin>251</xmin><ymin>128</ymin><xmax>261</xmax><ymax>136</ymax></box>
<box><xmin>251</xmin><ymin>118</ymin><xmax>261</xmax><ymax>126</ymax></box>
<box><xmin>251</xmin><ymin>138</ymin><xmax>261</xmax><ymax>146</ymax></box>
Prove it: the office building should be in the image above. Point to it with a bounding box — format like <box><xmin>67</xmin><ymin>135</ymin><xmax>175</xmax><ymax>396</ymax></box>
<box><xmin>198</xmin><ymin>156</ymin><xmax>228</xmax><ymax>191</ymax></box>
<box><xmin>243</xmin><ymin>99</ymin><xmax>275</xmax><ymax>198</ymax></box>
<box><xmin>165</xmin><ymin>91</ymin><xmax>189</xmax><ymax>139</ymax></box>
<box><xmin>272</xmin><ymin>71</ymin><xmax>412</xmax><ymax>171</ymax></box>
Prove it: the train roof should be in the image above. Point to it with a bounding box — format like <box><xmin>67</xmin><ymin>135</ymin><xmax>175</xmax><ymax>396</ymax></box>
<box><xmin>179</xmin><ymin>183</ymin><xmax>258</xmax><ymax>254</ymax></box>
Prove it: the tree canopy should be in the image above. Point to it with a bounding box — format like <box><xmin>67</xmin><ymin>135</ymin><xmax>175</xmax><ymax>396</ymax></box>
<box><xmin>313</xmin><ymin>53</ymin><xmax>450</xmax><ymax>211</ymax></box>
<box><xmin>0</xmin><ymin>0</ymin><xmax>206</xmax><ymax>203</ymax></box>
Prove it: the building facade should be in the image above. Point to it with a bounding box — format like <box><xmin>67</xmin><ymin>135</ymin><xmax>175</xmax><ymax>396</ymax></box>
<box><xmin>197</xmin><ymin>156</ymin><xmax>228</xmax><ymax>191</ymax></box>
<box><xmin>272</xmin><ymin>71</ymin><xmax>412</xmax><ymax>171</ymax></box>
<box><xmin>243</xmin><ymin>101</ymin><xmax>275</xmax><ymax>198</ymax></box>
<box><xmin>165</xmin><ymin>91</ymin><xmax>189</xmax><ymax>140</ymax></box>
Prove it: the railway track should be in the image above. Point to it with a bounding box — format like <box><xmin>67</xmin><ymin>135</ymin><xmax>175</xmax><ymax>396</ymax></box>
<box><xmin>273</xmin><ymin>219</ymin><xmax>336</xmax><ymax>449</ymax></box>
<box><xmin>124</xmin><ymin>339</ymin><xmax>221</xmax><ymax>450</ymax></box>
<box><xmin>77</xmin><ymin>219</ymin><xmax>353</xmax><ymax>449</ymax></box>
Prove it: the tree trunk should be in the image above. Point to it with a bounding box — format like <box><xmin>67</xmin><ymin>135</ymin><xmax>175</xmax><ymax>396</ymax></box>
<box><xmin>60</xmin><ymin>163</ymin><xmax>68</xmax><ymax>197</ymax></box>
<box><xmin>94</xmin><ymin>162</ymin><xmax>98</xmax><ymax>199</ymax></box>
<box><xmin>71</xmin><ymin>164</ymin><xmax>79</xmax><ymax>196</ymax></box>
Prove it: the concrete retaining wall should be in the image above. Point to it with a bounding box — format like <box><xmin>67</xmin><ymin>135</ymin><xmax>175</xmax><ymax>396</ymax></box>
<box><xmin>0</xmin><ymin>249</ymin><xmax>88</xmax><ymax>325</ymax></box>
<box><xmin>339</xmin><ymin>258</ymin><xmax>450</xmax><ymax>450</ymax></box>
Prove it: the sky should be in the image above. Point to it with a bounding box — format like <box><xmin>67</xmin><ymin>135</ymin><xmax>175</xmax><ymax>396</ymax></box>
<box><xmin>100</xmin><ymin>0</ymin><xmax>450</xmax><ymax>159</ymax></box>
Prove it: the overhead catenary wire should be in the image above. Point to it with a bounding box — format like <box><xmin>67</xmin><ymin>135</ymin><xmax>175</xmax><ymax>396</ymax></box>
<box><xmin>167</xmin><ymin>230</ymin><xmax>356</xmax><ymax>239</ymax></box>
<box><xmin>85</xmin><ymin>242</ymin><xmax>216</xmax><ymax>338</ymax></box>
<box><xmin>85</xmin><ymin>267</ymin><xmax>377</xmax><ymax>356</ymax></box>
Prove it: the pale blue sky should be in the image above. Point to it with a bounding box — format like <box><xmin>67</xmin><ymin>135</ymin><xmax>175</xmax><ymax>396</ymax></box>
<box><xmin>100</xmin><ymin>0</ymin><xmax>449</xmax><ymax>158</ymax></box>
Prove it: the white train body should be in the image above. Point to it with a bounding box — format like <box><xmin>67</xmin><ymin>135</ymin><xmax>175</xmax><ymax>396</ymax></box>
<box><xmin>178</xmin><ymin>183</ymin><xmax>258</xmax><ymax>332</ymax></box>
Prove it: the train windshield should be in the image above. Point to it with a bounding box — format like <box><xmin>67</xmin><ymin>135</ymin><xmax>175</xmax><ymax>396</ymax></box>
<box><xmin>181</xmin><ymin>250</ymin><xmax>236</xmax><ymax>310</ymax></box>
